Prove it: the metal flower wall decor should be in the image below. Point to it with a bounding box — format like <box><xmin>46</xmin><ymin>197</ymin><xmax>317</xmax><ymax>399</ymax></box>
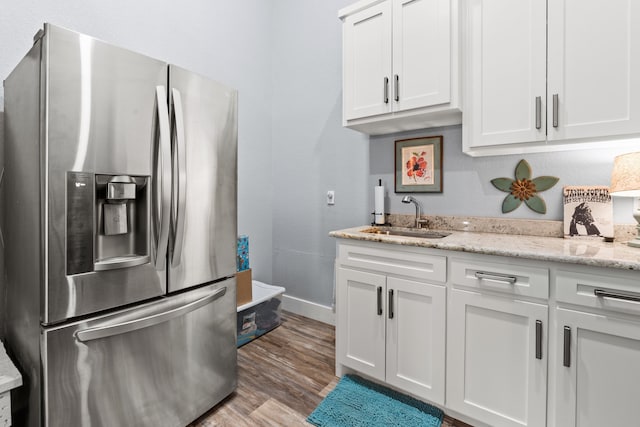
<box><xmin>491</xmin><ymin>159</ymin><xmax>559</xmax><ymax>214</ymax></box>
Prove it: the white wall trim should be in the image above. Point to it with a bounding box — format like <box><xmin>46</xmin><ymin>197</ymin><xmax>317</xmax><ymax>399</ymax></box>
<box><xmin>282</xmin><ymin>294</ymin><xmax>335</xmax><ymax>326</ymax></box>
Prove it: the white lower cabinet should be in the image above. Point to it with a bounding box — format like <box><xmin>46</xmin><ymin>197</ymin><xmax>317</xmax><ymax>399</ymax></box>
<box><xmin>336</xmin><ymin>268</ymin><xmax>386</xmax><ymax>380</ymax></box>
<box><xmin>336</xmin><ymin>266</ymin><xmax>446</xmax><ymax>404</ymax></box>
<box><xmin>335</xmin><ymin>240</ymin><xmax>640</xmax><ymax>427</ymax></box>
<box><xmin>386</xmin><ymin>276</ymin><xmax>446</xmax><ymax>404</ymax></box>
<box><xmin>447</xmin><ymin>288</ymin><xmax>548</xmax><ymax>427</ymax></box>
<box><xmin>554</xmin><ymin>309</ymin><xmax>640</xmax><ymax>427</ymax></box>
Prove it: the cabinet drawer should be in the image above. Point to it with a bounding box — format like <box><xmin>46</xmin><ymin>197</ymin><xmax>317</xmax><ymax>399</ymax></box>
<box><xmin>338</xmin><ymin>244</ymin><xmax>446</xmax><ymax>283</ymax></box>
<box><xmin>557</xmin><ymin>269</ymin><xmax>640</xmax><ymax>315</ymax></box>
<box><xmin>450</xmin><ymin>257</ymin><xmax>549</xmax><ymax>299</ymax></box>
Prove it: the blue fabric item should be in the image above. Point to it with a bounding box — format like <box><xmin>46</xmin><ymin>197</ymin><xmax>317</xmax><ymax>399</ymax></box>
<box><xmin>307</xmin><ymin>374</ymin><xmax>444</xmax><ymax>427</ymax></box>
<box><xmin>237</xmin><ymin>235</ymin><xmax>249</xmax><ymax>271</ymax></box>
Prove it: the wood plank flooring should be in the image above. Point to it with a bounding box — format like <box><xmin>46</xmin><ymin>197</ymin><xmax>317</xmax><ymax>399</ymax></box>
<box><xmin>190</xmin><ymin>311</ymin><xmax>471</xmax><ymax>427</ymax></box>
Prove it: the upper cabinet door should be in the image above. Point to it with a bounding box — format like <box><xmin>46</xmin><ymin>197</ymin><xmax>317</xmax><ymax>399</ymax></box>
<box><xmin>343</xmin><ymin>1</ymin><xmax>393</xmax><ymax>120</ymax></box>
<box><xmin>392</xmin><ymin>0</ymin><xmax>451</xmax><ymax>111</ymax></box>
<box><xmin>463</xmin><ymin>0</ymin><xmax>547</xmax><ymax>149</ymax></box>
<box><xmin>547</xmin><ymin>0</ymin><xmax>640</xmax><ymax>142</ymax></box>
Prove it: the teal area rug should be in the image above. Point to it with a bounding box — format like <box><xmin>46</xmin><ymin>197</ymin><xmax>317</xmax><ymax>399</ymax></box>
<box><xmin>307</xmin><ymin>374</ymin><xmax>443</xmax><ymax>427</ymax></box>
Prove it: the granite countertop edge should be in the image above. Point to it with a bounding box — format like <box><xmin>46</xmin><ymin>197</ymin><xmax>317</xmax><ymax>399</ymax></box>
<box><xmin>329</xmin><ymin>226</ymin><xmax>640</xmax><ymax>272</ymax></box>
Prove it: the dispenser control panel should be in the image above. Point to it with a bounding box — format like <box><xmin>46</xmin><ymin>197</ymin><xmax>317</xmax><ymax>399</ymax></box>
<box><xmin>66</xmin><ymin>172</ymin><xmax>94</xmax><ymax>275</ymax></box>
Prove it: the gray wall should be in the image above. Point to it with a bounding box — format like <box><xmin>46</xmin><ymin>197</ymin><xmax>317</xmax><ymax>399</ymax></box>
<box><xmin>371</xmin><ymin>126</ymin><xmax>636</xmax><ymax>224</ymax></box>
<box><xmin>269</xmin><ymin>0</ymin><xmax>369</xmax><ymax>306</ymax></box>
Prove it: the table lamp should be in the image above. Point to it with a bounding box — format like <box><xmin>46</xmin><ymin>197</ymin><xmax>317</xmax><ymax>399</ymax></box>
<box><xmin>610</xmin><ymin>152</ymin><xmax>640</xmax><ymax>247</ymax></box>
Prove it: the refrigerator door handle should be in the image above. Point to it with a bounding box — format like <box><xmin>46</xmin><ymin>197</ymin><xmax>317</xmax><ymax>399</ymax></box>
<box><xmin>154</xmin><ymin>85</ymin><xmax>172</xmax><ymax>270</ymax></box>
<box><xmin>170</xmin><ymin>88</ymin><xmax>187</xmax><ymax>268</ymax></box>
<box><xmin>74</xmin><ymin>286</ymin><xmax>227</xmax><ymax>342</ymax></box>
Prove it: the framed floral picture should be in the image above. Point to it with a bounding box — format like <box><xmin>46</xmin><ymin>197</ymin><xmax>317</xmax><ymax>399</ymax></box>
<box><xmin>394</xmin><ymin>136</ymin><xmax>443</xmax><ymax>193</ymax></box>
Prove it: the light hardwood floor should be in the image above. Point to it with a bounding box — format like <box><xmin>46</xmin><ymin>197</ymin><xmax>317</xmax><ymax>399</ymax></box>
<box><xmin>190</xmin><ymin>311</ymin><xmax>470</xmax><ymax>427</ymax></box>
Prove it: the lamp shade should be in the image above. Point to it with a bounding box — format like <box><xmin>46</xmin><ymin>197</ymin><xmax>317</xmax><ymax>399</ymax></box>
<box><xmin>610</xmin><ymin>152</ymin><xmax>640</xmax><ymax>197</ymax></box>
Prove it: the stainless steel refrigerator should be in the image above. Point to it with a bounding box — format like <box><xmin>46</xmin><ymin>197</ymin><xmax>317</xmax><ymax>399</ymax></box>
<box><xmin>3</xmin><ymin>23</ymin><xmax>238</xmax><ymax>427</ymax></box>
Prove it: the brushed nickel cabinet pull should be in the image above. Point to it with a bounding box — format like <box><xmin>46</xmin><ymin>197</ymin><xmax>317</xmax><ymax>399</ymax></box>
<box><xmin>475</xmin><ymin>271</ymin><xmax>517</xmax><ymax>285</ymax></box>
<box><xmin>384</xmin><ymin>77</ymin><xmax>389</xmax><ymax>104</ymax></box>
<box><xmin>394</xmin><ymin>74</ymin><xmax>399</xmax><ymax>102</ymax></box>
<box><xmin>594</xmin><ymin>288</ymin><xmax>640</xmax><ymax>303</ymax></box>
<box><xmin>535</xmin><ymin>96</ymin><xmax>542</xmax><ymax>130</ymax></box>
<box><xmin>535</xmin><ymin>320</ymin><xmax>542</xmax><ymax>360</ymax></box>
<box><xmin>553</xmin><ymin>94</ymin><xmax>559</xmax><ymax>127</ymax></box>
<box><xmin>563</xmin><ymin>326</ymin><xmax>571</xmax><ymax>367</ymax></box>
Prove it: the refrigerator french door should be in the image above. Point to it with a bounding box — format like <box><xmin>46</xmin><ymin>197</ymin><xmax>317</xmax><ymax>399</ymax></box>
<box><xmin>3</xmin><ymin>23</ymin><xmax>238</xmax><ymax>427</ymax></box>
<box><xmin>167</xmin><ymin>66</ymin><xmax>238</xmax><ymax>293</ymax></box>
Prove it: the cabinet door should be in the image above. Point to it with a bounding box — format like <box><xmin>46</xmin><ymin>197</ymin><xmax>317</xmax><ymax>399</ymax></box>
<box><xmin>547</xmin><ymin>0</ymin><xmax>640</xmax><ymax>142</ymax></box>
<box><xmin>336</xmin><ymin>267</ymin><xmax>386</xmax><ymax>381</ymax></box>
<box><xmin>555</xmin><ymin>308</ymin><xmax>640</xmax><ymax>427</ymax></box>
<box><xmin>343</xmin><ymin>1</ymin><xmax>393</xmax><ymax>120</ymax></box>
<box><xmin>447</xmin><ymin>288</ymin><xmax>548</xmax><ymax>427</ymax></box>
<box><xmin>463</xmin><ymin>0</ymin><xmax>546</xmax><ymax>149</ymax></box>
<box><xmin>392</xmin><ymin>0</ymin><xmax>451</xmax><ymax>112</ymax></box>
<box><xmin>386</xmin><ymin>277</ymin><xmax>446</xmax><ymax>405</ymax></box>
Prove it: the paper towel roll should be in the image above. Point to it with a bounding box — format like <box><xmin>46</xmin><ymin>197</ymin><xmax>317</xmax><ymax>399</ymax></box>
<box><xmin>374</xmin><ymin>185</ymin><xmax>385</xmax><ymax>224</ymax></box>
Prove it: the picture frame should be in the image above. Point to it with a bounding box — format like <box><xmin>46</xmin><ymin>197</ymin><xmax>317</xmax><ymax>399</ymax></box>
<box><xmin>562</xmin><ymin>186</ymin><xmax>614</xmax><ymax>239</ymax></box>
<box><xmin>394</xmin><ymin>136</ymin><xmax>443</xmax><ymax>193</ymax></box>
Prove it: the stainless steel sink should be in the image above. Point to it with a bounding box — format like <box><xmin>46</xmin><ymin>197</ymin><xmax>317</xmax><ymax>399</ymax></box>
<box><xmin>363</xmin><ymin>227</ymin><xmax>451</xmax><ymax>239</ymax></box>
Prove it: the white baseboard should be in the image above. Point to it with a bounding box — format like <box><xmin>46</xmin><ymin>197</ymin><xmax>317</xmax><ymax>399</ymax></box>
<box><xmin>282</xmin><ymin>294</ymin><xmax>335</xmax><ymax>326</ymax></box>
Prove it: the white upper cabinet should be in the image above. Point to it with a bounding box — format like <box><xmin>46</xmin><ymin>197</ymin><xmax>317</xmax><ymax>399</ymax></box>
<box><xmin>343</xmin><ymin>1</ymin><xmax>393</xmax><ymax>120</ymax></box>
<box><xmin>463</xmin><ymin>0</ymin><xmax>640</xmax><ymax>156</ymax></box>
<box><xmin>392</xmin><ymin>0</ymin><xmax>452</xmax><ymax>111</ymax></box>
<box><xmin>340</xmin><ymin>0</ymin><xmax>461</xmax><ymax>135</ymax></box>
<box><xmin>547</xmin><ymin>0</ymin><xmax>640</xmax><ymax>142</ymax></box>
<box><xmin>462</xmin><ymin>0</ymin><xmax>546</xmax><ymax>150</ymax></box>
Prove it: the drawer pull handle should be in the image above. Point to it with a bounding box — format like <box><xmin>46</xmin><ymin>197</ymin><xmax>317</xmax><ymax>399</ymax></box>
<box><xmin>377</xmin><ymin>286</ymin><xmax>383</xmax><ymax>316</ymax></box>
<box><xmin>535</xmin><ymin>320</ymin><xmax>542</xmax><ymax>360</ymax></box>
<box><xmin>594</xmin><ymin>288</ymin><xmax>640</xmax><ymax>303</ymax></box>
<box><xmin>475</xmin><ymin>271</ymin><xmax>517</xmax><ymax>285</ymax></box>
<box><xmin>563</xmin><ymin>326</ymin><xmax>571</xmax><ymax>368</ymax></box>
<box><xmin>552</xmin><ymin>93</ymin><xmax>559</xmax><ymax>127</ymax></box>
<box><xmin>535</xmin><ymin>96</ymin><xmax>542</xmax><ymax>129</ymax></box>
<box><xmin>388</xmin><ymin>289</ymin><xmax>394</xmax><ymax>319</ymax></box>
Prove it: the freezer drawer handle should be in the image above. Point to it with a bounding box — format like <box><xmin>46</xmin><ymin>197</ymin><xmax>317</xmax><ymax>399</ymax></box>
<box><xmin>75</xmin><ymin>287</ymin><xmax>227</xmax><ymax>342</ymax></box>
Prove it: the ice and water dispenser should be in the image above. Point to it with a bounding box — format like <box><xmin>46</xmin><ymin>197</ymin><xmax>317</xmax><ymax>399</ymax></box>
<box><xmin>66</xmin><ymin>172</ymin><xmax>150</xmax><ymax>275</ymax></box>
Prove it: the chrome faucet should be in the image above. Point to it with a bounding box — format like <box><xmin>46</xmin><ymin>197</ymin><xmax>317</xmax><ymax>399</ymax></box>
<box><xmin>401</xmin><ymin>195</ymin><xmax>428</xmax><ymax>229</ymax></box>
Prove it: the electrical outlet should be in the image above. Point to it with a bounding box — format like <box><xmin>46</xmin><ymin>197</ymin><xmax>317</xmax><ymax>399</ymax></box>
<box><xmin>327</xmin><ymin>190</ymin><xmax>335</xmax><ymax>205</ymax></box>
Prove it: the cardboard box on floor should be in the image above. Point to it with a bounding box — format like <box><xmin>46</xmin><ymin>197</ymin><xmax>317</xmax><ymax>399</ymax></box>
<box><xmin>236</xmin><ymin>269</ymin><xmax>252</xmax><ymax>306</ymax></box>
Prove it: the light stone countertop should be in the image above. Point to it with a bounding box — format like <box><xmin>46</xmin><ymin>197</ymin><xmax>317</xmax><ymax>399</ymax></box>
<box><xmin>0</xmin><ymin>341</ymin><xmax>22</xmax><ymax>395</ymax></box>
<box><xmin>330</xmin><ymin>225</ymin><xmax>640</xmax><ymax>271</ymax></box>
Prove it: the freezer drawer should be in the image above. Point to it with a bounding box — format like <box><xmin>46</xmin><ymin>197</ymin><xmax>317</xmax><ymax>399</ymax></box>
<box><xmin>42</xmin><ymin>278</ymin><xmax>237</xmax><ymax>427</ymax></box>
